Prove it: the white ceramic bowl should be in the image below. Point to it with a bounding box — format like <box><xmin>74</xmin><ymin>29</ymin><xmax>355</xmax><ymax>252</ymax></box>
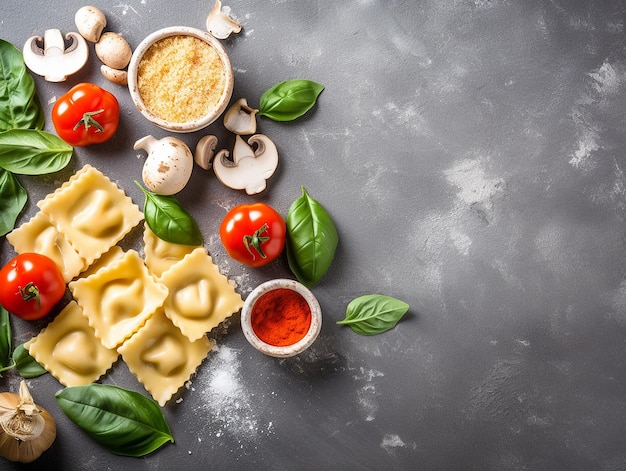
<box><xmin>241</xmin><ymin>279</ymin><xmax>322</xmax><ymax>358</ymax></box>
<box><xmin>127</xmin><ymin>26</ymin><xmax>234</xmax><ymax>133</ymax></box>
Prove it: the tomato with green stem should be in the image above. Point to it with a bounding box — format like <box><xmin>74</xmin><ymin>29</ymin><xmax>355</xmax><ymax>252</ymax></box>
<box><xmin>0</xmin><ymin>253</ymin><xmax>66</xmax><ymax>320</ymax></box>
<box><xmin>52</xmin><ymin>83</ymin><xmax>119</xmax><ymax>146</ymax></box>
<box><xmin>220</xmin><ymin>203</ymin><xmax>286</xmax><ymax>267</ymax></box>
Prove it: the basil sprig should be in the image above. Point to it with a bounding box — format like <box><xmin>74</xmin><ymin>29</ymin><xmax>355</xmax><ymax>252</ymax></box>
<box><xmin>12</xmin><ymin>343</ymin><xmax>47</xmax><ymax>378</ymax></box>
<box><xmin>286</xmin><ymin>186</ymin><xmax>338</xmax><ymax>287</ymax></box>
<box><xmin>56</xmin><ymin>384</ymin><xmax>174</xmax><ymax>457</ymax></box>
<box><xmin>0</xmin><ymin>39</ymin><xmax>73</xmax><ymax>236</ymax></box>
<box><xmin>0</xmin><ymin>308</ymin><xmax>12</xmax><ymax>375</ymax></box>
<box><xmin>0</xmin><ymin>168</ymin><xmax>27</xmax><ymax>235</ymax></box>
<box><xmin>136</xmin><ymin>182</ymin><xmax>203</xmax><ymax>246</ymax></box>
<box><xmin>259</xmin><ymin>79</ymin><xmax>324</xmax><ymax>121</ymax></box>
<box><xmin>0</xmin><ymin>308</ymin><xmax>46</xmax><ymax>378</ymax></box>
<box><xmin>0</xmin><ymin>129</ymin><xmax>72</xmax><ymax>174</ymax></box>
<box><xmin>0</xmin><ymin>39</ymin><xmax>44</xmax><ymax>131</ymax></box>
<box><xmin>337</xmin><ymin>294</ymin><xmax>409</xmax><ymax>335</ymax></box>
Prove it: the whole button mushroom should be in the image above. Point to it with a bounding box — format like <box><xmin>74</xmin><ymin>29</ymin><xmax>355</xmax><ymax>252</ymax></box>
<box><xmin>95</xmin><ymin>32</ymin><xmax>132</xmax><ymax>70</ymax></box>
<box><xmin>75</xmin><ymin>6</ymin><xmax>107</xmax><ymax>43</ymax></box>
<box><xmin>134</xmin><ymin>135</ymin><xmax>194</xmax><ymax>195</ymax></box>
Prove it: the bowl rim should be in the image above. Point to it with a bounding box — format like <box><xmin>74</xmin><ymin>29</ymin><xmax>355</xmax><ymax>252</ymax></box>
<box><xmin>241</xmin><ymin>279</ymin><xmax>322</xmax><ymax>358</ymax></box>
<box><xmin>127</xmin><ymin>26</ymin><xmax>234</xmax><ymax>133</ymax></box>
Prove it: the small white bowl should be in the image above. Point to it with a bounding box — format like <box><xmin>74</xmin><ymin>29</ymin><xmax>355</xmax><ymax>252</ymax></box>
<box><xmin>127</xmin><ymin>26</ymin><xmax>234</xmax><ymax>133</ymax></box>
<box><xmin>241</xmin><ymin>279</ymin><xmax>322</xmax><ymax>358</ymax></box>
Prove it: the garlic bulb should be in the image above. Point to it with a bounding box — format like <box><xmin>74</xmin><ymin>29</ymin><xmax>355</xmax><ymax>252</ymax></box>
<box><xmin>0</xmin><ymin>380</ymin><xmax>56</xmax><ymax>463</ymax></box>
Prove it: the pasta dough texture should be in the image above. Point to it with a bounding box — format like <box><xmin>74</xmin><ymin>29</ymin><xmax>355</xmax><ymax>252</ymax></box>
<box><xmin>158</xmin><ymin>247</ymin><xmax>244</xmax><ymax>342</ymax></box>
<box><xmin>26</xmin><ymin>301</ymin><xmax>119</xmax><ymax>387</ymax></box>
<box><xmin>118</xmin><ymin>309</ymin><xmax>214</xmax><ymax>406</ymax></box>
<box><xmin>143</xmin><ymin>225</ymin><xmax>201</xmax><ymax>277</ymax></box>
<box><xmin>7</xmin><ymin>211</ymin><xmax>86</xmax><ymax>282</ymax></box>
<box><xmin>10</xmin><ymin>164</ymin><xmax>243</xmax><ymax>406</ymax></box>
<box><xmin>69</xmin><ymin>250</ymin><xmax>169</xmax><ymax>349</ymax></box>
<box><xmin>38</xmin><ymin>165</ymin><xmax>144</xmax><ymax>267</ymax></box>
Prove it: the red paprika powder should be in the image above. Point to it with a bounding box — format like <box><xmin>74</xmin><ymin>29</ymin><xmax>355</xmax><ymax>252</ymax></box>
<box><xmin>250</xmin><ymin>288</ymin><xmax>312</xmax><ymax>346</ymax></box>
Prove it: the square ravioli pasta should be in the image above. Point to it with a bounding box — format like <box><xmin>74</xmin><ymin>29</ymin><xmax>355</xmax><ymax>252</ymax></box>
<box><xmin>37</xmin><ymin>164</ymin><xmax>143</xmax><ymax>267</ymax></box>
<box><xmin>69</xmin><ymin>249</ymin><xmax>169</xmax><ymax>349</ymax></box>
<box><xmin>158</xmin><ymin>247</ymin><xmax>244</xmax><ymax>342</ymax></box>
<box><xmin>25</xmin><ymin>301</ymin><xmax>118</xmax><ymax>387</ymax></box>
<box><xmin>6</xmin><ymin>210</ymin><xmax>86</xmax><ymax>283</ymax></box>
<box><xmin>143</xmin><ymin>225</ymin><xmax>201</xmax><ymax>277</ymax></box>
<box><xmin>118</xmin><ymin>308</ymin><xmax>214</xmax><ymax>406</ymax></box>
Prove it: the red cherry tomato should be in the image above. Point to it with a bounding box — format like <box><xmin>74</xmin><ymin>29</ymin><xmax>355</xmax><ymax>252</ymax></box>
<box><xmin>51</xmin><ymin>83</ymin><xmax>120</xmax><ymax>146</ymax></box>
<box><xmin>0</xmin><ymin>253</ymin><xmax>66</xmax><ymax>320</ymax></box>
<box><xmin>220</xmin><ymin>203</ymin><xmax>286</xmax><ymax>267</ymax></box>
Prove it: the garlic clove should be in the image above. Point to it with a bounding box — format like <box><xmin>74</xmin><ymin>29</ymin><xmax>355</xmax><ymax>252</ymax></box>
<box><xmin>206</xmin><ymin>0</ymin><xmax>242</xmax><ymax>39</ymax></box>
<box><xmin>223</xmin><ymin>98</ymin><xmax>258</xmax><ymax>135</ymax></box>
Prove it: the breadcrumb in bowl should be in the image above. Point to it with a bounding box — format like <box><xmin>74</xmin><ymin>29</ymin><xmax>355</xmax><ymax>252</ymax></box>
<box><xmin>128</xmin><ymin>26</ymin><xmax>234</xmax><ymax>133</ymax></box>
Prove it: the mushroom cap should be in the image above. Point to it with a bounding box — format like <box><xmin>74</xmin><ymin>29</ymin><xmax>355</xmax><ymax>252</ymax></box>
<box><xmin>95</xmin><ymin>32</ymin><xmax>132</xmax><ymax>70</ymax></box>
<box><xmin>75</xmin><ymin>6</ymin><xmax>107</xmax><ymax>42</ymax></box>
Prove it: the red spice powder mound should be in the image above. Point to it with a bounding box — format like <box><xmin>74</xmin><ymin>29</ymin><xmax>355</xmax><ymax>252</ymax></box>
<box><xmin>250</xmin><ymin>288</ymin><xmax>312</xmax><ymax>347</ymax></box>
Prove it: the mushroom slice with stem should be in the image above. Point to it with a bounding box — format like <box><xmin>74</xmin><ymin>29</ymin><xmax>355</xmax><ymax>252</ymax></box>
<box><xmin>195</xmin><ymin>135</ymin><xmax>219</xmax><ymax>170</ymax></box>
<box><xmin>22</xmin><ymin>29</ymin><xmax>89</xmax><ymax>82</ymax></box>
<box><xmin>213</xmin><ymin>134</ymin><xmax>278</xmax><ymax>195</ymax></box>
<box><xmin>223</xmin><ymin>98</ymin><xmax>258</xmax><ymax>135</ymax></box>
<box><xmin>206</xmin><ymin>0</ymin><xmax>242</xmax><ymax>39</ymax></box>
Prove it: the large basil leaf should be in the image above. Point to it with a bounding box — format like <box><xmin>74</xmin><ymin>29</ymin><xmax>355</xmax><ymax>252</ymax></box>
<box><xmin>0</xmin><ymin>167</ymin><xmax>27</xmax><ymax>236</ymax></box>
<box><xmin>258</xmin><ymin>79</ymin><xmax>324</xmax><ymax>121</ymax></box>
<box><xmin>286</xmin><ymin>187</ymin><xmax>338</xmax><ymax>287</ymax></box>
<box><xmin>337</xmin><ymin>294</ymin><xmax>409</xmax><ymax>335</ymax></box>
<box><xmin>136</xmin><ymin>182</ymin><xmax>203</xmax><ymax>246</ymax></box>
<box><xmin>55</xmin><ymin>384</ymin><xmax>174</xmax><ymax>457</ymax></box>
<box><xmin>0</xmin><ymin>307</ymin><xmax>13</xmax><ymax>374</ymax></box>
<box><xmin>0</xmin><ymin>39</ymin><xmax>45</xmax><ymax>131</ymax></box>
<box><xmin>13</xmin><ymin>343</ymin><xmax>47</xmax><ymax>378</ymax></box>
<box><xmin>0</xmin><ymin>129</ymin><xmax>73</xmax><ymax>175</ymax></box>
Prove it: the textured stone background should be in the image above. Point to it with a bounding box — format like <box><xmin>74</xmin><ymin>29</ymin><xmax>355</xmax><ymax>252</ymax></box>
<box><xmin>1</xmin><ymin>1</ymin><xmax>625</xmax><ymax>469</ymax></box>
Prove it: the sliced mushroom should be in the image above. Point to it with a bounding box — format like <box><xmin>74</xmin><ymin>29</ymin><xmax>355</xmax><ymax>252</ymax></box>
<box><xmin>95</xmin><ymin>32</ymin><xmax>132</xmax><ymax>70</ymax></box>
<box><xmin>22</xmin><ymin>29</ymin><xmax>89</xmax><ymax>82</ymax></box>
<box><xmin>75</xmin><ymin>6</ymin><xmax>107</xmax><ymax>43</ymax></box>
<box><xmin>213</xmin><ymin>134</ymin><xmax>278</xmax><ymax>195</ymax></box>
<box><xmin>223</xmin><ymin>98</ymin><xmax>258</xmax><ymax>135</ymax></box>
<box><xmin>194</xmin><ymin>135</ymin><xmax>219</xmax><ymax>170</ymax></box>
<box><xmin>206</xmin><ymin>0</ymin><xmax>242</xmax><ymax>39</ymax></box>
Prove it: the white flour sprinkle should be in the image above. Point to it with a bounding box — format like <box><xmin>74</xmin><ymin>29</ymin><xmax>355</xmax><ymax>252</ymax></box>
<box><xmin>193</xmin><ymin>345</ymin><xmax>272</xmax><ymax>441</ymax></box>
<box><xmin>380</xmin><ymin>434</ymin><xmax>406</xmax><ymax>452</ymax></box>
<box><xmin>353</xmin><ymin>367</ymin><xmax>384</xmax><ymax>422</ymax></box>
<box><xmin>444</xmin><ymin>157</ymin><xmax>505</xmax><ymax>210</ymax></box>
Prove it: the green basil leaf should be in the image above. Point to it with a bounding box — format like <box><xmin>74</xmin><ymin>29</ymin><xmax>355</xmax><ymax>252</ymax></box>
<box><xmin>337</xmin><ymin>294</ymin><xmax>409</xmax><ymax>335</ymax></box>
<box><xmin>13</xmin><ymin>343</ymin><xmax>47</xmax><ymax>378</ymax></box>
<box><xmin>0</xmin><ymin>129</ymin><xmax>73</xmax><ymax>175</ymax></box>
<box><xmin>0</xmin><ymin>307</ymin><xmax>13</xmax><ymax>374</ymax></box>
<box><xmin>258</xmin><ymin>79</ymin><xmax>324</xmax><ymax>121</ymax></box>
<box><xmin>0</xmin><ymin>39</ymin><xmax>45</xmax><ymax>131</ymax></box>
<box><xmin>0</xmin><ymin>167</ymin><xmax>27</xmax><ymax>236</ymax></box>
<box><xmin>136</xmin><ymin>182</ymin><xmax>203</xmax><ymax>246</ymax></box>
<box><xmin>55</xmin><ymin>384</ymin><xmax>174</xmax><ymax>457</ymax></box>
<box><xmin>286</xmin><ymin>186</ymin><xmax>338</xmax><ymax>287</ymax></box>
